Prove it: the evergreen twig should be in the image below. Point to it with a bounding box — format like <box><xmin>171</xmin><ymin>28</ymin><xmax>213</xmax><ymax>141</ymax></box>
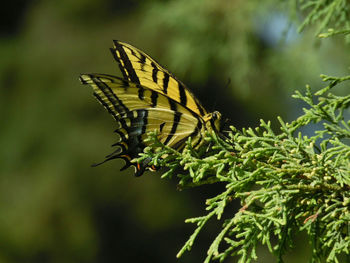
<box><xmin>137</xmin><ymin>2</ymin><xmax>350</xmax><ymax>262</ymax></box>
<box><xmin>138</xmin><ymin>73</ymin><xmax>350</xmax><ymax>263</ymax></box>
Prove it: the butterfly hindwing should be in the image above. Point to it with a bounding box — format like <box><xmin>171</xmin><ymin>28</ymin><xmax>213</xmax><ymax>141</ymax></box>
<box><xmin>80</xmin><ymin>74</ymin><xmax>204</xmax><ymax>175</ymax></box>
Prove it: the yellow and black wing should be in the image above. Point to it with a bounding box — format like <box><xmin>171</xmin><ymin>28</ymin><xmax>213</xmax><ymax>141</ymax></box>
<box><xmin>80</xmin><ymin>41</ymin><xmax>221</xmax><ymax>176</ymax></box>
<box><xmin>80</xmin><ymin>74</ymin><xmax>204</xmax><ymax>176</ymax></box>
<box><xmin>110</xmin><ymin>40</ymin><xmax>207</xmax><ymax>117</ymax></box>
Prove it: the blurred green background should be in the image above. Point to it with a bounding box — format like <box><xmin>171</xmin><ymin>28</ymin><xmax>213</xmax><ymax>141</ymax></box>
<box><xmin>0</xmin><ymin>0</ymin><xmax>348</xmax><ymax>262</ymax></box>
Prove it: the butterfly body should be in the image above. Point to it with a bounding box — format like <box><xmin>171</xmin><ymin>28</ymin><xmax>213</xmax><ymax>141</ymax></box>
<box><xmin>80</xmin><ymin>41</ymin><xmax>221</xmax><ymax>176</ymax></box>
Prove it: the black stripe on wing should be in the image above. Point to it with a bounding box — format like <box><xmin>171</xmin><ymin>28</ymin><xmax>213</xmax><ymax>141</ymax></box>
<box><xmin>162</xmin><ymin>72</ymin><xmax>169</xmax><ymax>94</ymax></box>
<box><xmin>151</xmin><ymin>62</ymin><xmax>158</xmax><ymax>83</ymax></box>
<box><xmin>178</xmin><ymin>82</ymin><xmax>187</xmax><ymax>106</ymax></box>
<box><xmin>111</xmin><ymin>41</ymin><xmax>140</xmax><ymax>84</ymax></box>
<box><xmin>163</xmin><ymin>99</ymin><xmax>181</xmax><ymax>145</ymax></box>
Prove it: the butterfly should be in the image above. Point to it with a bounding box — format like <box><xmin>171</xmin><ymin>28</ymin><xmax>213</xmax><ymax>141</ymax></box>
<box><xmin>80</xmin><ymin>40</ymin><xmax>222</xmax><ymax>176</ymax></box>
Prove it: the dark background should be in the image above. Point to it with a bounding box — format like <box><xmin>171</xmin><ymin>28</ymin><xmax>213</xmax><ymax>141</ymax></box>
<box><xmin>0</xmin><ymin>0</ymin><xmax>348</xmax><ymax>262</ymax></box>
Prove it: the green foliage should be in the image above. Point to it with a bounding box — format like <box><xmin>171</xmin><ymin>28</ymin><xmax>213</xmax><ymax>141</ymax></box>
<box><xmin>297</xmin><ymin>0</ymin><xmax>350</xmax><ymax>38</ymax></box>
<box><xmin>140</xmin><ymin>74</ymin><xmax>350</xmax><ymax>263</ymax></box>
<box><xmin>137</xmin><ymin>1</ymin><xmax>350</xmax><ymax>262</ymax></box>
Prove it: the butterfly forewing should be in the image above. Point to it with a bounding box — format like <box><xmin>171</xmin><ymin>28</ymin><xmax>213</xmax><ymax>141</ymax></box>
<box><xmin>111</xmin><ymin>40</ymin><xmax>207</xmax><ymax>117</ymax></box>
